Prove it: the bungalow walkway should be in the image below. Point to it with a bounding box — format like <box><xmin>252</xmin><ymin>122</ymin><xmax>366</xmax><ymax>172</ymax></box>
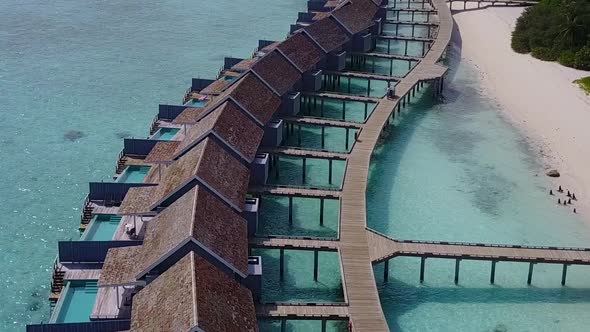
<box><xmin>281</xmin><ymin>116</ymin><xmax>364</xmax><ymax>129</ymax></box>
<box><xmin>248</xmin><ymin>185</ymin><xmax>341</xmax><ymax>199</ymax></box>
<box><xmin>259</xmin><ymin>147</ymin><xmax>349</xmax><ymax>160</ymax></box>
<box><xmin>335</xmin><ymin>0</ymin><xmax>453</xmax><ymax>330</ymax></box>
<box><xmin>256</xmin><ymin>303</ymin><xmax>349</xmax><ymax>320</ymax></box>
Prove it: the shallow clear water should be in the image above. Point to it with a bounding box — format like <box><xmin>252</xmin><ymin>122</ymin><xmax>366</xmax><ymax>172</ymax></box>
<box><xmin>0</xmin><ymin>0</ymin><xmax>305</xmax><ymax>329</ymax></box>
<box><xmin>53</xmin><ymin>280</ymin><xmax>98</xmax><ymax>323</ymax></box>
<box><xmin>367</xmin><ymin>44</ymin><xmax>590</xmax><ymax>331</ymax></box>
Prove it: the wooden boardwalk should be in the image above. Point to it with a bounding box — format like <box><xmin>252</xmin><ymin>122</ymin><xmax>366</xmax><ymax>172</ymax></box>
<box><xmin>377</xmin><ymin>35</ymin><xmax>435</xmax><ymax>42</ymax></box>
<box><xmin>259</xmin><ymin>147</ymin><xmax>349</xmax><ymax>160</ymax></box>
<box><xmin>384</xmin><ymin>19</ymin><xmax>439</xmax><ymax>26</ymax></box>
<box><xmin>368</xmin><ymin>229</ymin><xmax>590</xmax><ymax>265</ymax></box>
<box><xmin>248</xmin><ymin>185</ymin><xmax>341</xmax><ymax>199</ymax></box>
<box><xmin>256</xmin><ymin>303</ymin><xmax>349</xmax><ymax>320</ymax></box>
<box><xmin>335</xmin><ymin>0</ymin><xmax>453</xmax><ymax>330</ymax></box>
<box><xmin>350</xmin><ymin>51</ymin><xmax>423</xmax><ymax>62</ymax></box>
<box><xmin>323</xmin><ymin>70</ymin><xmax>402</xmax><ymax>82</ymax></box>
<box><xmin>303</xmin><ymin>92</ymin><xmax>381</xmax><ymax>103</ymax></box>
<box><xmin>249</xmin><ymin>236</ymin><xmax>339</xmax><ymax>251</ymax></box>
<box><xmin>282</xmin><ymin>116</ymin><xmax>363</xmax><ymax>129</ymax></box>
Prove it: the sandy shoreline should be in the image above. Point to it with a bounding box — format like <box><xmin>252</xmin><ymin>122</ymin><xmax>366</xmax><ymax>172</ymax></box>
<box><xmin>451</xmin><ymin>5</ymin><xmax>590</xmax><ymax>222</ymax></box>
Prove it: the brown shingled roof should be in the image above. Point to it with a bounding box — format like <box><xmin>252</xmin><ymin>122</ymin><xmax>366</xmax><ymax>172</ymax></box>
<box><xmin>173</xmin><ymin>101</ymin><xmax>264</xmax><ymax>162</ymax></box>
<box><xmin>332</xmin><ymin>0</ymin><xmax>378</xmax><ymax>34</ymax></box>
<box><xmin>220</xmin><ymin>72</ymin><xmax>281</xmax><ymax>124</ymax></box>
<box><xmin>231</xmin><ymin>58</ymin><xmax>257</xmax><ymax>72</ymax></box>
<box><xmin>304</xmin><ymin>16</ymin><xmax>351</xmax><ymax>52</ymax></box>
<box><xmin>118</xmin><ymin>186</ymin><xmax>156</xmax><ymax>215</ymax></box>
<box><xmin>172</xmin><ymin>107</ymin><xmax>207</xmax><ymax>124</ymax></box>
<box><xmin>277</xmin><ymin>32</ymin><xmax>325</xmax><ymax>72</ymax></box>
<box><xmin>99</xmin><ymin>246</ymin><xmax>143</xmax><ymax>287</ymax></box>
<box><xmin>251</xmin><ymin>50</ymin><xmax>301</xmax><ymax>95</ymax></box>
<box><xmin>144</xmin><ymin>141</ymin><xmax>180</xmax><ymax>163</ymax></box>
<box><xmin>130</xmin><ymin>252</ymin><xmax>257</xmax><ymax>332</ymax></box>
<box><xmin>134</xmin><ymin>186</ymin><xmax>249</xmax><ymax>277</ymax></box>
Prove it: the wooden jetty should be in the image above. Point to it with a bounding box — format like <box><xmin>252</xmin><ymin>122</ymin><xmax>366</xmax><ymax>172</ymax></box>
<box><xmin>334</xmin><ymin>0</ymin><xmax>453</xmax><ymax>330</ymax></box>
<box><xmin>248</xmin><ymin>185</ymin><xmax>341</xmax><ymax>199</ymax></box>
<box><xmin>249</xmin><ymin>236</ymin><xmax>339</xmax><ymax>251</ymax></box>
<box><xmin>281</xmin><ymin>116</ymin><xmax>363</xmax><ymax>129</ymax></box>
<box><xmin>259</xmin><ymin>147</ymin><xmax>349</xmax><ymax>160</ymax></box>
<box><xmin>349</xmin><ymin>51</ymin><xmax>423</xmax><ymax>62</ymax></box>
<box><xmin>322</xmin><ymin>70</ymin><xmax>402</xmax><ymax>82</ymax></box>
<box><xmin>256</xmin><ymin>303</ymin><xmax>349</xmax><ymax>320</ymax></box>
<box><xmin>384</xmin><ymin>19</ymin><xmax>439</xmax><ymax>27</ymax></box>
<box><xmin>302</xmin><ymin>91</ymin><xmax>381</xmax><ymax>104</ymax></box>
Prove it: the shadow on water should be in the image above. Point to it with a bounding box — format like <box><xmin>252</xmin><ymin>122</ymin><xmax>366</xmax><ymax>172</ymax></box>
<box><xmin>378</xmin><ymin>276</ymin><xmax>590</xmax><ymax>331</ymax></box>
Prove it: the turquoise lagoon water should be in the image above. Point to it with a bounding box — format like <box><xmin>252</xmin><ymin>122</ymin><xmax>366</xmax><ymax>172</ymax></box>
<box><xmin>79</xmin><ymin>214</ymin><xmax>121</xmax><ymax>241</ymax></box>
<box><xmin>0</xmin><ymin>0</ymin><xmax>306</xmax><ymax>329</ymax></box>
<box><xmin>150</xmin><ymin>127</ymin><xmax>180</xmax><ymax>140</ymax></box>
<box><xmin>52</xmin><ymin>280</ymin><xmax>98</xmax><ymax>323</ymax></box>
<box><xmin>367</xmin><ymin>43</ymin><xmax>590</xmax><ymax>331</ymax></box>
<box><xmin>115</xmin><ymin>165</ymin><xmax>151</xmax><ymax>183</ymax></box>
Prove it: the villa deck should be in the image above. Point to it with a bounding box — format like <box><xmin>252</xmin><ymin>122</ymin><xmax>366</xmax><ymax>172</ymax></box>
<box><xmin>384</xmin><ymin>19</ymin><xmax>440</xmax><ymax>26</ymax></box>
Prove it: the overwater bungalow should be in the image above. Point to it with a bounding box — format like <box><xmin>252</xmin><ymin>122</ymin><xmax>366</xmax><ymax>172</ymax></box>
<box><xmin>29</xmin><ymin>0</ymin><xmax>423</xmax><ymax>330</ymax></box>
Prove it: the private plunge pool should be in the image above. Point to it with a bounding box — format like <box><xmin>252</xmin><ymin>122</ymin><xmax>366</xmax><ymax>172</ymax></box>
<box><xmin>150</xmin><ymin>127</ymin><xmax>180</xmax><ymax>140</ymax></box>
<box><xmin>79</xmin><ymin>214</ymin><xmax>122</xmax><ymax>241</ymax></box>
<box><xmin>116</xmin><ymin>165</ymin><xmax>151</xmax><ymax>183</ymax></box>
<box><xmin>50</xmin><ymin>280</ymin><xmax>98</xmax><ymax>323</ymax></box>
<box><xmin>184</xmin><ymin>98</ymin><xmax>208</xmax><ymax>107</ymax></box>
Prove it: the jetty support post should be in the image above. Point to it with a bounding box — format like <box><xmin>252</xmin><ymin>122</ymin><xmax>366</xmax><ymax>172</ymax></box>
<box><xmin>420</xmin><ymin>257</ymin><xmax>426</xmax><ymax>283</ymax></box>
<box><xmin>288</xmin><ymin>196</ymin><xmax>293</xmax><ymax>224</ymax></box>
<box><xmin>561</xmin><ymin>264</ymin><xmax>569</xmax><ymax>286</ymax></box>
<box><xmin>319</xmin><ymin>198</ymin><xmax>325</xmax><ymax>226</ymax></box>
<box><xmin>297</xmin><ymin>125</ymin><xmax>302</xmax><ymax>146</ymax></box>
<box><xmin>275</xmin><ymin>155</ymin><xmax>280</xmax><ymax>178</ymax></box>
<box><xmin>527</xmin><ymin>262</ymin><xmax>535</xmax><ymax>285</ymax></box>
<box><xmin>345</xmin><ymin>128</ymin><xmax>350</xmax><ymax>150</ymax></box>
<box><xmin>384</xmin><ymin>259</ymin><xmax>390</xmax><ymax>282</ymax></box>
<box><xmin>314</xmin><ymin>250</ymin><xmax>319</xmax><ymax>281</ymax></box>
<box><xmin>280</xmin><ymin>248</ymin><xmax>285</xmax><ymax>279</ymax></box>
<box><xmin>321</xmin><ymin>126</ymin><xmax>325</xmax><ymax>149</ymax></box>
<box><xmin>302</xmin><ymin>157</ymin><xmax>306</xmax><ymax>184</ymax></box>
<box><xmin>281</xmin><ymin>319</ymin><xmax>286</xmax><ymax>332</ymax></box>
<box><xmin>490</xmin><ymin>260</ymin><xmax>497</xmax><ymax>284</ymax></box>
<box><xmin>342</xmin><ymin>100</ymin><xmax>346</xmax><ymax>120</ymax></box>
<box><xmin>321</xmin><ymin>319</ymin><xmax>327</xmax><ymax>332</ymax></box>
<box><xmin>454</xmin><ymin>259</ymin><xmax>461</xmax><ymax>285</ymax></box>
<box><xmin>328</xmin><ymin>159</ymin><xmax>333</xmax><ymax>184</ymax></box>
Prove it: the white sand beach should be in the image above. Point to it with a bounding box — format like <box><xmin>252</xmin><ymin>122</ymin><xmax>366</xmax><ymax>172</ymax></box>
<box><xmin>452</xmin><ymin>5</ymin><xmax>590</xmax><ymax>221</ymax></box>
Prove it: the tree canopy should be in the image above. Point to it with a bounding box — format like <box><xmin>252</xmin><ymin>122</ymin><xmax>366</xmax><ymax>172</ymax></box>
<box><xmin>511</xmin><ymin>0</ymin><xmax>590</xmax><ymax>70</ymax></box>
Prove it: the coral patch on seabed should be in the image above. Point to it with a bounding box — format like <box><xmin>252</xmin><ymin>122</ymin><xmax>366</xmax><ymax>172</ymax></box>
<box><xmin>63</xmin><ymin>130</ymin><xmax>85</xmax><ymax>141</ymax></box>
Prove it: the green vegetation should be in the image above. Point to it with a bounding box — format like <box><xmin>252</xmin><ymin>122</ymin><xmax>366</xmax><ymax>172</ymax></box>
<box><xmin>574</xmin><ymin>76</ymin><xmax>590</xmax><ymax>94</ymax></box>
<box><xmin>511</xmin><ymin>0</ymin><xmax>590</xmax><ymax>70</ymax></box>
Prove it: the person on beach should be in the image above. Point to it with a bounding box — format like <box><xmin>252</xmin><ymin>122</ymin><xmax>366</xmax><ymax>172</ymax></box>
<box><xmin>550</xmin><ymin>189</ymin><xmax>553</xmax><ymax>195</ymax></box>
<box><xmin>558</xmin><ymin>198</ymin><xmax>561</xmax><ymax>204</ymax></box>
<box><xmin>559</xmin><ymin>186</ymin><xmax>563</xmax><ymax>193</ymax></box>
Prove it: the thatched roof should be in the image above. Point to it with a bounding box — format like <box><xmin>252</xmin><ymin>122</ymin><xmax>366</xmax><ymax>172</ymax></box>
<box><xmin>172</xmin><ymin>107</ymin><xmax>207</xmax><ymax>125</ymax></box>
<box><xmin>332</xmin><ymin>0</ymin><xmax>379</xmax><ymax>34</ymax></box>
<box><xmin>118</xmin><ymin>186</ymin><xmax>156</xmax><ymax>215</ymax></box>
<box><xmin>144</xmin><ymin>141</ymin><xmax>181</xmax><ymax>163</ymax></box>
<box><xmin>130</xmin><ymin>252</ymin><xmax>257</xmax><ymax>332</ymax></box>
<box><xmin>99</xmin><ymin>246</ymin><xmax>143</xmax><ymax>287</ymax></box>
<box><xmin>251</xmin><ymin>50</ymin><xmax>301</xmax><ymax>95</ymax></box>
<box><xmin>231</xmin><ymin>58</ymin><xmax>258</xmax><ymax>72</ymax></box>
<box><xmin>220</xmin><ymin>73</ymin><xmax>281</xmax><ymax>124</ymax></box>
<box><xmin>304</xmin><ymin>16</ymin><xmax>351</xmax><ymax>52</ymax></box>
<box><xmin>133</xmin><ymin>185</ymin><xmax>249</xmax><ymax>278</ymax></box>
<box><xmin>278</xmin><ymin>32</ymin><xmax>325</xmax><ymax>72</ymax></box>
<box><xmin>173</xmin><ymin>101</ymin><xmax>263</xmax><ymax>163</ymax></box>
